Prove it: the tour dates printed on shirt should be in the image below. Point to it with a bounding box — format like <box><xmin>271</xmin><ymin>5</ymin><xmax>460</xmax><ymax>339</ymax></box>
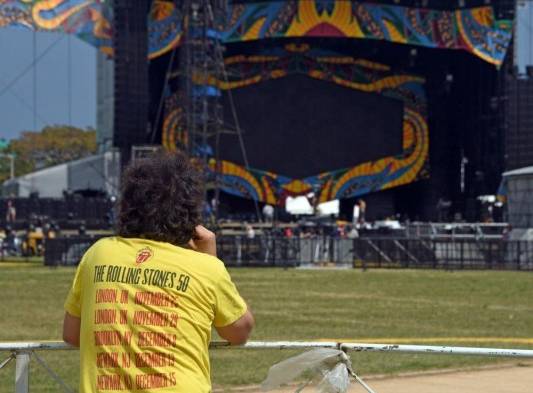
<box><xmin>91</xmin><ymin>264</ymin><xmax>191</xmax><ymax>391</ymax></box>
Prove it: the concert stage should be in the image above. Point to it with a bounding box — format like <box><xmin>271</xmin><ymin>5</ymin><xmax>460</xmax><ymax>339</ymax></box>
<box><xmin>0</xmin><ymin>0</ymin><xmax>518</xmax><ymax>221</ymax></box>
<box><xmin>151</xmin><ymin>0</ymin><xmax>515</xmax><ymax>221</ymax></box>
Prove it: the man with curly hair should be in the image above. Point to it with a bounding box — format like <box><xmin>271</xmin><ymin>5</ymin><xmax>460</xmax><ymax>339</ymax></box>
<box><xmin>62</xmin><ymin>153</ymin><xmax>254</xmax><ymax>393</ymax></box>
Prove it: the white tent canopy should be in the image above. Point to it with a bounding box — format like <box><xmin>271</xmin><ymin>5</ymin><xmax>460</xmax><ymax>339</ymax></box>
<box><xmin>502</xmin><ymin>165</ymin><xmax>533</xmax><ymax>229</ymax></box>
<box><xmin>2</xmin><ymin>151</ymin><xmax>120</xmax><ymax>198</ymax></box>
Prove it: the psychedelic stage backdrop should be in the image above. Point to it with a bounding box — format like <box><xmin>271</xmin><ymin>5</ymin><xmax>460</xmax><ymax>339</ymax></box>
<box><xmin>0</xmin><ymin>0</ymin><xmax>512</xmax><ymax>66</ymax></box>
<box><xmin>163</xmin><ymin>45</ymin><xmax>429</xmax><ymax>205</ymax></box>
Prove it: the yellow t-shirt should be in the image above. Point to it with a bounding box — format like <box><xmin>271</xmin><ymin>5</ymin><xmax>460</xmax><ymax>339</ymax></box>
<box><xmin>64</xmin><ymin>236</ymin><xmax>247</xmax><ymax>393</ymax></box>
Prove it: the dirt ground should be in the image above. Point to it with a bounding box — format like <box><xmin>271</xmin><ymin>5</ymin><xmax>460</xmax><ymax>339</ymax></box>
<box><xmin>228</xmin><ymin>363</ymin><xmax>533</xmax><ymax>393</ymax></box>
<box><xmin>349</xmin><ymin>365</ymin><xmax>533</xmax><ymax>393</ymax></box>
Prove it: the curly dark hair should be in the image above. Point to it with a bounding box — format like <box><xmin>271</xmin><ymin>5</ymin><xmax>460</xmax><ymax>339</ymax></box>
<box><xmin>117</xmin><ymin>152</ymin><xmax>203</xmax><ymax>246</ymax></box>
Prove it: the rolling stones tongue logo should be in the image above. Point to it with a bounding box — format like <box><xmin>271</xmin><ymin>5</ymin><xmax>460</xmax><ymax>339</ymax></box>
<box><xmin>136</xmin><ymin>247</ymin><xmax>153</xmax><ymax>264</ymax></box>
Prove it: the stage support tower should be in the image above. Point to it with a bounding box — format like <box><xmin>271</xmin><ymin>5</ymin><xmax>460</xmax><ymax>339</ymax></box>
<box><xmin>179</xmin><ymin>0</ymin><xmax>227</xmax><ymax>163</ymax></box>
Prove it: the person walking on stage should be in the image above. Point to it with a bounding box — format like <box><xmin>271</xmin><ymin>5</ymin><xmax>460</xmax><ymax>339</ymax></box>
<box><xmin>352</xmin><ymin>201</ymin><xmax>360</xmax><ymax>228</ymax></box>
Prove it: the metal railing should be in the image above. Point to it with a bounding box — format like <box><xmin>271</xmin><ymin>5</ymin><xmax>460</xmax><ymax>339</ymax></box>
<box><xmin>43</xmin><ymin>235</ymin><xmax>105</xmax><ymax>266</ymax></box>
<box><xmin>404</xmin><ymin>222</ymin><xmax>509</xmax><ymax>239</ymax></box>
<box><xmin>43</xmin><ymin>235</ymin><xmax>533</xmax><ymax>270</ymax></box>
<box><xmin>1</xmin><ymin>340</ymin><xmax>533</xmax><ymax>393</ymax></box>
<box><xmin>352</xmin><ymin>237</ymin><xmax>533</xmax><ymax>270</ymax></box>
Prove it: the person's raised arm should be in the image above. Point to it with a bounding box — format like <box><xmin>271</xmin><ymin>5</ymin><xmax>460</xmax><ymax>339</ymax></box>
<box><xmin>216</xmin><ymin>308</ymin><xmax>254</xmax><ymax>345</ymax></box>
<box><xmin>188</xmin><ymin>225</ymin><xmax>217</xmax><ymax>257</ymax></box>
<box><xmin>192</xmin><ymin>225</ymin><xmax>255</xmax><ymax>344</ymax></box>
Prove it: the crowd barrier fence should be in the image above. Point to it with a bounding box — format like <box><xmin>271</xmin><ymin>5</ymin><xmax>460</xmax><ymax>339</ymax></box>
<box><xmin>43</xmin><ymin>236</ymin><xmax>533</xmax><ymax>270</ymax></box>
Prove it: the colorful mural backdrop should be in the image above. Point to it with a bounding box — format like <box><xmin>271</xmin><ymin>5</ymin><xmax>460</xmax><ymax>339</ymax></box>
<box><xmin>223</xmin><ymin>1</ymin><xmax>512</xmax><ymax>66</ymax></box>
<box><xmin>163</xmin><ymin>45</ymin><xmax>429</xmax><ymax>204</ymax></box>
<box><xmin>0</xmin><ymin>0</ymin><xmax>180</xmax><ymax>59</ymax></box>
<box><xmin>1</xmin><ymin>1</ymin><xmax>512</xmax><ymax>66</ymax></box>
<box><xmin>0</xmin><ymin>0</ymin><xmax>113</xmax><ymax>54</ymax></box>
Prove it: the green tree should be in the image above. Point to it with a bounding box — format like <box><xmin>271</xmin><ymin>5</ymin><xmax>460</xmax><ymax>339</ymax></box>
<box><xmin>0</xmin><ymin>125</ymin><xmax>97</xmax><ymax>183</ymax></box>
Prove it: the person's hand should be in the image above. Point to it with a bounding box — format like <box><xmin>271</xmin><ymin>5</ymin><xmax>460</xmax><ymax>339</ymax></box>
<box><xmin>188</xmin><ymin>225</ymin><xmax>217</xmax><ymax>257</ymax></box>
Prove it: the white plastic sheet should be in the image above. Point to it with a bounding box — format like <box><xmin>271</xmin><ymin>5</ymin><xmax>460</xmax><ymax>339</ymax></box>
<box><xmin>261</xmin><ymin>349</ymin><xmax>352</xmax><ymax>393</ymax></box>
<box><xmin>316</xmin><ymin>363</ymin><xmax>350</xmax><ymax>393</ymax></box>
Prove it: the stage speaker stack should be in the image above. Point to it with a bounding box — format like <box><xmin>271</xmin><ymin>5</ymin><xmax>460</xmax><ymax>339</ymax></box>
<box><xmin>113</xmin><ymin>0</ymin><xmax>152</xmax><ymax>166</ymax></box>
<box><xmin>505</xmin><ymin>75</ymin><xmax>533</xmax><ymax>170</ymax></box>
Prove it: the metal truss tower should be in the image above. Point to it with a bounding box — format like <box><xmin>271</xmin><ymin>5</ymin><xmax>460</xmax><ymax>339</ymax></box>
<box><xmin>180</xmin><ymin>0</ymin><xmax>227</xmax><ymax>164</ymax></box>
<box><xmin>178</xmin><ymin>0</ymin><xmax>261</xmax><ymax>221</ymax></box>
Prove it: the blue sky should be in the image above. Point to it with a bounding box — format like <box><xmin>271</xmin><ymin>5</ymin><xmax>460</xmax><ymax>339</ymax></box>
<box><xmin>0</xmin><ymin>29</ymin><xmax>96</xmax><ymax>141</ymax></box>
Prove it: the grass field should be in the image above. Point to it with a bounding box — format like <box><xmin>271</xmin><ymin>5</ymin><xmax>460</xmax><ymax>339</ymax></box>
<box><xmin>0</xmin><ymin>264</ymin><xmax>532</xmax><ymax>392</ymax></box>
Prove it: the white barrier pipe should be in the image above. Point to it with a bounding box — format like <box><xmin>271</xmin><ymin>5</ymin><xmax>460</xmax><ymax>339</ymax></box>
<box><xmin>1</xmin><ymin>340</ymin><xmax>533</xmax><ymax>358</ymax></box>
<box><xmin>339</xmin><ymin>342</ymin><xmax>533</xmax><ymax>358</ymax></box>
<box><xmin>0</xmin><ymin>342</ymin><xmax>72</xmax><ymax>351</ymax></box>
